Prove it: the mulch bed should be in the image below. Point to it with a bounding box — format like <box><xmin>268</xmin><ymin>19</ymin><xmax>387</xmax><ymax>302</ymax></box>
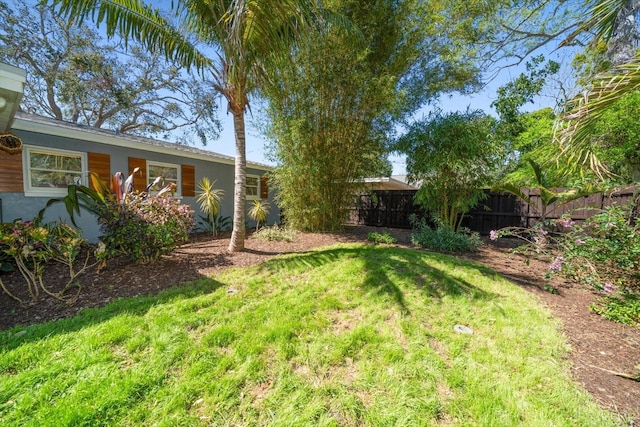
<box><xmin>0</xmin><ymin>226</ymin><xmax>638</xmax><ymax>423</ymax></box>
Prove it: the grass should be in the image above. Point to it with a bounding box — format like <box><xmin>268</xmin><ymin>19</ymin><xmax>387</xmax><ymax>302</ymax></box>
<box><xmin>0</xmin><ymin>244</ymin><xmax>625</xmax><ymax>426</ymax></box>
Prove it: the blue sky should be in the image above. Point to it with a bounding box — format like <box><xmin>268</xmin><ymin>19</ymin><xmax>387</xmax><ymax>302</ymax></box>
<box><xmin>7</xmin><ymin>0</ymin><xmax>574</xmax><ymax>176</ymax></box>
<box><xmin>212</xmin><ymin>43</ymin><xmax>571</xmax><ymax>176</ymax></box>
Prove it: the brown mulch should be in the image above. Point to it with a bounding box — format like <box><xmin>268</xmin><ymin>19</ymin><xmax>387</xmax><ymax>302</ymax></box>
<box><xmin>0</xmin><ymin>226</ymin><xmax>638</xmax><ymax>423</ymax></box>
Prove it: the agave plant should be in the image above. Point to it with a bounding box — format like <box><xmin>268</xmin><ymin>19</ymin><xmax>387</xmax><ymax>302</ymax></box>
<box><xmin>196</xmin><ymin>177</ymin><xmax>224</xmax><ymax>236</ymax></box>
<box><xmin>248</xmin><ymin>199</ymin><xmax>271</xmax><ymax>232</ymax></box>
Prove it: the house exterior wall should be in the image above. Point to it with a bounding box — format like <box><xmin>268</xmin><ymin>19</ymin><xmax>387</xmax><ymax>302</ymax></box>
<box><xmin>1</xmin><ymin>117</ymin><xmax>279</xmax><ymax>242</ymax></box>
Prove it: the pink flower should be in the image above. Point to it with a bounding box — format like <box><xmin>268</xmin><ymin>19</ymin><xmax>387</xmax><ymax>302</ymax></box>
<box><xmin>549</xmin><ymin>256</ymin><xmax>564</xmax><ymax>272</ymax></box>
<box><xmin>603</xmin><ymin>282</ymin><xmax>615</xmax><ymax>293</ymax></box>
<box><xmin>489</xmin><ymin>230</ymin><xmax>498</xmax><ymax>241</ymax></box>
<box><xmin>575</xmin><ymin>238</ymin><xmax>584</xmax><ymax>245</ymax></box>
<box><xmin>558</xmin><ymin>218</ymin><xmax>575</xmax><ymax>228</ymax></box>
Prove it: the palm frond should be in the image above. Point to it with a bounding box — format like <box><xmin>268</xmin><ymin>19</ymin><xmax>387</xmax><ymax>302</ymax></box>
<box><xmin>527</xmin><ymin>159</ymin><xmax>545</xmax><ymax>188</ymax></box>
<box><xmin>52</xmin><ymin>0</ymin><xmax>210</xmax><ymax>71</ymax></box>
<box><xmin>492</xmin><ymin>182</ymin><xmax>532</xmax><ymax>205</ymax></box>
<box><xmin>562</xmin><ymin>0</ymin><xmax>628</xmax><ymax>46</ymax></box>
<box><xmin>556</xmin><ymin>57</ymin><xmax>640</xmax><ymax>178</ymax></box>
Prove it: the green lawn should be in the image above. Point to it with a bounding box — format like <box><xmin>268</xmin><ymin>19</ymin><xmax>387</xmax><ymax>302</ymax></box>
<box><xmin>0</xmin><ymin>244</ymin><xmax>624</xmax><ymax>426</ymax></box>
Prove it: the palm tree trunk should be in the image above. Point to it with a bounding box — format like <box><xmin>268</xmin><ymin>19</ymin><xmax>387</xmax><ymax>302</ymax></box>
<box><xmin>228</xmin><ymin>109</ymin><xmax>247</xmax><ymax>252</ymax></box>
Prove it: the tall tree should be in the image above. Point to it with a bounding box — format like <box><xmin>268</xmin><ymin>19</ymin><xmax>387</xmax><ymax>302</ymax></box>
<box><xmin>51</xmin><ymin>0</ymin><xmax>321</xmax><ymax>251</ymax></box>
<box><xmin>0</xmin><ymin>0</ymin><xmax>220</xmax><ymax>144</ymax></box>
<box><xmin>263</xmin><ymin>0</ymin><xmax>481</xmax><ymax>231</ymax></box>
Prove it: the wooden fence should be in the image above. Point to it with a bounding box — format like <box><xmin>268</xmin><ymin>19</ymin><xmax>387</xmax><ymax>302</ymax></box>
<box><xmin>347</xmin><ymin>186</ymin><xmax>639</xmax><ymax>235</ymax></box>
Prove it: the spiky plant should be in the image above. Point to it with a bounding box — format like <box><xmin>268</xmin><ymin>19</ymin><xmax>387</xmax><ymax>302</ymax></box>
<box><xmin>248</xmin><ymin>199</ymin><xmax>271</xmax><ymax>232</ymax></box>
<box><xmin>196</xmin><ymin>177</ymin><xmax>224</xmax><ymax>236</ymax></box>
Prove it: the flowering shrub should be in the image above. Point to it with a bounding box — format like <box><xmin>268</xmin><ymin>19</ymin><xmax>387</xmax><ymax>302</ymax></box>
<box><xmin>556</xmin><ymin>206</ymin><xmax>638</xmax><ymax>293</ymax></box>
<box><xmin>0</xmin><ymin>219</ymin><xmax>87</xmax><ymax>304</ymax></box>
<box><xmin>490</xmin><ymin>202</ymin><xmax>640</xmax><ymax>325</ymax></box>
<box><xmin>96</xmin><ymin>193</ymin><xmax>194</xmax><ymax>263</ymax></box>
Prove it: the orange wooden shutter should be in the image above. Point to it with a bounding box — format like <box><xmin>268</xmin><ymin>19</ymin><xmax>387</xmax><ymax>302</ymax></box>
<box><xmin>0</xmin><ymin>150</ymin><xmax>23</xmax><ymax>192</ymax></box>
<box><xmin>260</xmin><ymin>176</ymin><xmax>269</xmax><ymax>199</ymax></box>
<box><xmin>128</xmin><ymin>157</ymin><xmax>147</xmax><ymax>192</ymax></box>
<box><xmin>181</xmin><ymin>164</ymin><xmax>195</xmax><ymax>197</ymax></box>
<box><xmin>88</xmin><ymin>152</ymin><xmax>111</xmax><ymax>189</ymax></box>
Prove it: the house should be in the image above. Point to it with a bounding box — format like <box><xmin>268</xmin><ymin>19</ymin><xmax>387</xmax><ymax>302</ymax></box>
<box><xmin>0</xmin><ymin>65</ymin><xmax>278</xmax><ymax>242</ymax></box>
<box><xmin>361</xmin><ymin>175</ymin><xmax>418</xmax><ymax>191</ymax></box>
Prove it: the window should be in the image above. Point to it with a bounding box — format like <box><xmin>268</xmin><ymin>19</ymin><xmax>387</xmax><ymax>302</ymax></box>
<box><xmin>146</xmin><ymin>160</ymin><xmax>181</xmax><ymax>195</ymax></box>
<box><xmin>246</xmin><ymin>175</ymin><xmax>259</xmax><ymax>200</ymax></box>
<box><xmin>24</xmin><ymin>145</ymin><xmax>87</xmax><ymax>196</ymax></box>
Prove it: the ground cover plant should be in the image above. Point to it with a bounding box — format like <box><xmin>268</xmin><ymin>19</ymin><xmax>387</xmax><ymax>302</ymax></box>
<box><xmin>410</xmin><ymin>215</ymin><xmax>483</xmax><ymax>253</ymax></box>
<box><xmin>0</xmin><ymin>243</ymin><xmax>623</xmax><ymax>426</ymax></box>
<box><xmin>254</xmin><ymin>225</ymin><xmax>297</xmax><ymax>242</ymax></box>
<box><xmin>366</xmin><ymin>231</ymin><xmax>397</xmax><ymax>244</ymax></box>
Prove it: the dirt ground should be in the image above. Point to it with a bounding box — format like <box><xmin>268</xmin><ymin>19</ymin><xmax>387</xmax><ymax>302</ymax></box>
<box><xmin>0</xmin><ymin>226</ymin><xmax>638</xmax><ymax>423</ymax></box>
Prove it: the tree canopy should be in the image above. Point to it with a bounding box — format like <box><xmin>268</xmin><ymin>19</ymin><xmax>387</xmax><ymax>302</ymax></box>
<box><xmin>262</xmin><ymin>0</ymin><xmax>496</xmax><ymax>231</ymax></box>
<box><xmin>0</xmin><ymin>0</ymin><xmax>220</xmax><ymax>144</ymax></box>
<box><xmin>395</xmin><ymin>109</ymin><xmax>502</xmax><ymax>230</ymax></box>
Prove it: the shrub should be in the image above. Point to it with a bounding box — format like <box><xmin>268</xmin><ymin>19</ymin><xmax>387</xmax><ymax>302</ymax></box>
<box><xmin>410</xmin><ymin>215</ymin><xmax>482</xmax><ymax>253</ymax></box>
<box><xmin>535</xmin><ymin>206</ymin><xmax>640</xmax><ymax>297</ymax></box>
<box><xmin>559</xmin><ymin>204</ymin><xmax>639</xmax><ymax>324</ymax></box>
<box><xmin>0</xmin><ymin>219</ymin><xmax>88</xmax><ymax>304</ymax></box>
<box><xmin>198</xmin><ymin>214</ymin><xmax>231</xmax><ymax>234</ymax></box>
<box><xmin>96</xmin><ymin>193</ymin><xmax>194</xmax><ymax>263</ymax></box>
<box><xmin>491</xmin><ymin>201</ymin><xmax>640</xmax><ymax>325</ymax></box>
<box><xmin>367</xmin><ymin>231</ymin><xmax>397</xmax><ymax>244</ymax></box>
<box><xmin>254</xmin><ymin>225</ymin><xmax>297</xmax><ymax>242</ymax></box>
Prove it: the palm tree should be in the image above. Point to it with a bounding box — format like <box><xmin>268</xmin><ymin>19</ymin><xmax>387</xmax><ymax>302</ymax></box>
<box><xmin>558</xmin><ymin>0</ymin><xmax>640</xmax><ymax>178</ymax></box>
<box><xmin>52</xmin><ymin>0</ymin><xmax>320</xmax><ymax>251</ymax></box>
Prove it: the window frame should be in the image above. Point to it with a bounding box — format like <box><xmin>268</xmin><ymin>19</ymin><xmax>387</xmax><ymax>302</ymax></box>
<box><xmin>23</xmin><ymin>145</ymin><xmax>87</xmax><ymax>197</ymax></box>
<box><xmin>246</xmin><ymin>174</ymin><xmax>260</xmax><ymax>201</ymax></box>
<box><xmin>146</xmin><ymin>160</ymin><xmax>182</xmax><ymax>197</ymax></box>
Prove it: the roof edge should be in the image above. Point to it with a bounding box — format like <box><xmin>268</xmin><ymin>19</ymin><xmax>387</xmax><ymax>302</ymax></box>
<box><xmin>12</xmin><ymin>111</ymin><xmax>273</xmax><ymax>171</ymax></box>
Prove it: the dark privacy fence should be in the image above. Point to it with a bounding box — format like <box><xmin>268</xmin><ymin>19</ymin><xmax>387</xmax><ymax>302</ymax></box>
<box><xmin>347</xmin><ymin>186</ymin><xmax>640</xmax><ymax>235</ymax></box>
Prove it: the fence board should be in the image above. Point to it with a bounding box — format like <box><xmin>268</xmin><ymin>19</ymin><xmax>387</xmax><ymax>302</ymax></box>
<box><xmin>347</xmin><ymin>186</ymin><xmax>639</xmax><ymax>234</ymax></box>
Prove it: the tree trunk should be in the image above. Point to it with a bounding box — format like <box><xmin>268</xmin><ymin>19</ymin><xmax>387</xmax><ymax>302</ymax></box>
<box><xmin>228</xmin><ymin>109</ymin><xmax>247</xmax><ymax>252</ymax></box>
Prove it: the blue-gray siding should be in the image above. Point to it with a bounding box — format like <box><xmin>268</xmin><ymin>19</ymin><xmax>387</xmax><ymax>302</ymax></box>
<box><xmin>1</xmin><ymin>127</ymin><xmax>279</xmax><ymax>242</ymax></box>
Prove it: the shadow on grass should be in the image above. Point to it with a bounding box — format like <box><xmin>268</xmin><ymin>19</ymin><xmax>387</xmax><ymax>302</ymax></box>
<box><xmin>2</xmin><ymin>243</ymin><xmax>499</xmax><ymax>349</ymax></box>
<box><xmin>0</xmin><ymin>276</ymin><xmax>224</xmax><ymax>350</ymax></box>
<box><xmin>257</xmin><ymin>244</ymin><xmax>496</xmax><ymax>315</ymax></box>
